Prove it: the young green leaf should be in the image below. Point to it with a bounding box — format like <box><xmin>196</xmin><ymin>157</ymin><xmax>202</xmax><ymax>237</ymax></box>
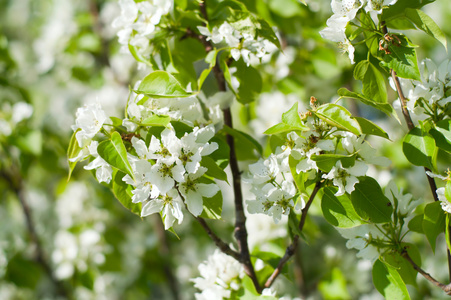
<box><xmin>372</xmin><ymin>259</ymin><xmax>411</xmax><ymax>300</ymax></box>
<box><xmin>402</xmin><ymin>126</ymin><xmax>437</xmax><ymax>171</ymax></box>
<box><xmin>354</xmin><ymin>61</ymin><xmax>387</xmax><ymax>104</ymax></box>
<box><xmin>264</xmin><ymin>103</ymin><xmax>309</xmax><ymax>134</ymax></box>
<box><xmin>380</xmin><ymin>35</ymin><xmax>421</xmax><ymax>81</ymax></box>
<box><xmin>112</xmin><ymin>171</ymin><xmax>141</xmax><ymax>216</ymax></box>
<box><xmin>382</xmin><ymin>244</ymin><xmax>421</xmax><ymax>286</ymax></box>
<box><xmin>140</xmin><ymin>115</ymin><xmax>171</xmax><ymax>127</ymax></box>
<box><xmin>405</xmin><ymin>8</ymin><xmax>447</xmax><ymax>50</ymax></box>
<box><xmin>338</xmin><ymin>88</ymin><xmax>394</xmax><ymax>117</ymax></box>
<box><xmin>234</xmin><ymin>60</ymin><xmax>262</xmax><ymax>104</ymax></box>
<box><xmin>314</xmin><ymin>103</ymin><xmax>361</xmax><ymax>135</ymax></box>
<box><xmin>199</xmin><ymin>187</ymin><xmax>223</xmax><ymax>220</ymax></box>
<box><xmin>321</xmin><ymin>187</ymin><xmax>363</xmax><ymax>228</ymax></box>
<box><xmin>201</xmin><ymin>156</ymin><xmax>229</xmax><ymax>183</ymax></box>
<box><xmin>136</xmin><ymin>70</ymin><xmax>197</xmax><ymax>98</ymax></box>
<box><xmin>97</xmin><ymin>132</ymin><xmax>135</xmax><ymax>180</ymax></box>
<box><xmin>429</xmin><ymin>119</ymin><xmax>451</xmax><ymax>153</ymax></box>
<box><xmin>423</xmin><ymin>201</ymin><xmax>445</xmax><ymax>252</ymax></box>
<box><xmin>310</xmin><ymin>153</ymin><xmax>356</xmax><ymax>173</ymax></box>
<box><xmin>67</xmin><ymin>129</ymin><xmax>82</xmax><ymax>181</ymax></box>
<box><xmin>353</xmin><ymin>117</ymin><xmax>390</xmax><ymax>139</ymax></box>
<box><xmin>350</xmin><ymin>177</ymin><xmax>393</xmax><ymax>223</ymax></box>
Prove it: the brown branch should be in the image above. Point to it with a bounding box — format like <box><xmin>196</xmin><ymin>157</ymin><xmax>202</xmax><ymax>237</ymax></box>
<box><xmin>401</xmin><ymin>249</ymin><xmax>451</xmax><ymax>295</ymax></box>
<box><xmin>194</xmin><ymin>217</ymin><xmax>241</xmax><ymax>261</ymax></box>
<box><xmin>1</xmin><ymin>170</ymin><xmax>72</xmax><ymax>298</ymax></box>
<box><xmin>382</xmin><ymin>20</ymin><xmax>448</xmax><ymax>284</ymax></box>
<box><xmin>264</xmin><ymin>181</ymin><xmax>322</xmax><ymax>288</ymax></box>
<box><xmin>193</xmin><ymin>1</ymin><xmax>261</xmax><ymax>292</ymax></box>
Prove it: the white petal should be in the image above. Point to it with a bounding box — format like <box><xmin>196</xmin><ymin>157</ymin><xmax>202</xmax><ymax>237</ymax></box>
<box><xmin>141</xmin><ymin>200</ymin><xmax>163</xmax><ymax>217</ymax></box>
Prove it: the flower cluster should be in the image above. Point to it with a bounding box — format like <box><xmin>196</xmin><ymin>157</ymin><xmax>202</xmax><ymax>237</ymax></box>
<box><xmin>320</xmin><ymin>0</ymin><xmax>398</xmax><ymax>63</ymax></box>
<box><xmin>70</xmin><ymin>102</ymin><xmax>113</xmax><ymax>184</ymax></box>
<box><xmin>197</xmin><ymin>21</ymin><xmax>276</xmax><ymax>66</ymax></box>
<box><xmin>391</xmin><ymin>59</ymin><xmax>451</xmax><ymax>121</ymax></box>
<box><xmin>246</xmin><ymin>112</ymin><xmax>390</xmax><ymax>221</ymax></box>
<box><xmin>112</xmin><ymin>0</ymin><xmax>173</xmax><ymax>55</ymax></box>
<box><xmin>124</xmin><ymin>125</ymin><xmax>220</xmax><ymax>229</ymax></box>
<box><xmin>245</xmin><ymin>153</ymin><xmax>300</xmax><ymax>223</ymax></box>
<box><xmin>191</xmin><ymin>249</ymin><xmax>244</xmax><ymax>300</ymax></box>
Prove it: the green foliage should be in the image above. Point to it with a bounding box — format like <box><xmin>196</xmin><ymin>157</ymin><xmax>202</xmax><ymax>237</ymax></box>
<box><xmin>372</xmin><ymin>259</ymin><xmax>411</xmax><ymax>300</ymax></box>
<box><xmin>98</xmin><ymin>132</ymin><xmax>135</xmax><ymax>180</ymax></box>
<box><xmin>350</xmin><ymin>177</ymin><xmax>393</xmax><ymax>223</ymax></box>
<box><xmin>321</xmin><ymin>186</ymin><xmax>363</xmax><ymax>228</ymax></box>
<box><xmin>403</xmin><ymin>126</ymin><xmax>437</xmax><ymax>171</ymax></box>
<box><xmin>313</xmin><ymin>103</ymin><xmax>361</xmax><ymax>135</ymax></box>
<box><xmin>135</xmin><ymin>71</ymin><xmax>197</xmax><ymax>98</ymax></box>
<box><xmin>264</xmin><ymin>103</ymin><xmax>309</xmax><ymax>135</ymax></box>
<box><xmin>423</xmin><ymin>201</ymin><xmax>446</xmax><ymax>252</ymax></box>
<box><xmin>112</xmin><ymin>170</ymin><xmax>141</xmax><ymax>216</ymax></box>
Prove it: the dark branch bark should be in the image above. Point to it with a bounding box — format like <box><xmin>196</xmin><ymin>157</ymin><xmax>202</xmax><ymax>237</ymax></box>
<box><xmin>194</xmin><ymin>217</ymin><xmax>241</xmax><ymax>261</ymax></box>
<box><xmin>264</xmin><ymin>181</ymin><xmax>322</xmax><ymax>288</ymax></box>
<box><xmin>193</xmin><ymin>1</ymin><xmax>261</xmax><ymax>292</ymax></box>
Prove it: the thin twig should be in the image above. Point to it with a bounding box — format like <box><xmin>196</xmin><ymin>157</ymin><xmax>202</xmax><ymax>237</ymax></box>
<box><xmin>194</xmin><ymin>217</ymin><xmax>241</xmax><ymax>261</ymax></box>
<box><xmin>401</xmin><ymin>249</ymin><xmax>451</xmax><ymax>295</ymax></box>
<box><xmin>381</xmin><ymin>22</ymin><xmax>448</xmax><ymax>278</ymax></box>
<box><xmin>264</xmin><ymin>181</ymin><xmax>322</xmax><ymax>288</ymax></box>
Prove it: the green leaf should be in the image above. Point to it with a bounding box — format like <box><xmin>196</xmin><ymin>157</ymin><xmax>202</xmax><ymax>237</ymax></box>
<box><xmin>67</xmin><ymin>129</ymin><xmax>82</xmax><ymax>181</ymax></box>
<box><xmin>429</xmin><ymin>119</ymin><xmax>451</xmax><ymax>153</ymax></box>
<box><xmin>289</xmin><ymin>155</ymin><xmax>306</xmax><ymax>194</ymax></box>
<box><xmin>199</xmin><ymin>188</ymin><xmax>223</xmax><ymax>220</ymax></box>
<box><xmin>198</xmin><ymin>68</ymin><xmax>212</xmax><ymax>89</ymax></box>
<box><xmin>382</xmin><ymin>244</ymin><xmax>421</xmax><ymax>286</ymax></box>
<box><xmin>423</xmin><ymin>201</ymin><xmax>445</xmax><ymax>252</ymax></box>
<box><xmin>353</xmin><ymin>117</ymin><xmax>390</xmax><ymax>139</ymax></box>
<box><xmin>128</xmin><ymin>44</ymin><xmax>152</xmax><ymax>67</ymax></box>
<box><xmin>381</xmin><ymin>0</ymin><xmax>435</xmax><ymax>21</ymax></box>
<box><xmin>372</xmin><ymin>259</ymin><xmax>411</xmax><ymax>300</ymax></box>
<box><xmin>314</xmin><ymin>103</ymin><xmax>361</xmax><ymax>135</ymax></box>
<box><xmin>222</xmin><ymin>125</ymin><xmax>262</xmax><ymax>161</ymax></box>
<box><xmin>380</xmin><ymin>35</ymin><xmax>421</xmax><ymax>81</ymax></box>
<box><xmin>254</xmin><ymin>17</ymin><xmax>281</xmax><ymax>49</ymax></box>
<box><xmin>405</xmin><ymin>8</ymin><xmax>447</xmax><ymax>50</ymax></box>
<box><xmin>136</xmin><ymin>70</ymin><xmax>197</xmax><ymax>98</ymax></box>
<box><xmin>311</xmin><ymin>153</ymin><xmax>356</xmax><ymax>173</ymax></box>
<box><xmin>264</xmin><ymin>103</ymin><xmax>309</xmax><ymax>134</ymax></box>
<box><xmin>408</xmin><ymin>214</ymin><xmax>424</xmax><ymax>233</ymax></box>
<box><xmin>140</xmin><ymin>114</ymin><xmax>171</xmax><ymax>127</ymax></box>
<box><xmin>234</xmin><ymin>60</ymin><xmax>262</xmax><ymax>104</ymax></box>
<box><xmin>446</xmin><ymin>214</ymin><xmax>451</xmax><ymax>255</ymax></box>
<box><xmin>402</xmin><ymin>126</ymin><xmax>437</xmax><ymax>170</ymax></box>
<box><xmin>350</xmin><ymin>177</ymin><xmax>393</xmax><ymax>223</ymax></box>
<box><xmin>201</xmin><ymin>156</ymin><xmax>228</xmax><ymax>182</ymax></box>
<box><xmin>112</xmin><ymin>171</ymin><xmax>141</xmax><ymax>216</ymax></box>
<box><xmin>338</xmin><ymin>88</ymin><xmax>394</xmax><ymax>117</ymax></box>
<box><xmin>321</xmin><ymin>187</ymin><xmax>363</xmax><ymax>228</ymax></box>
<box><xmin>446</xmin><ymin>180</ymin><xmax>451</xmax><ymax>202</ymax></box>
<box><xmin>354</xmin><ymin>61</ymin><xmax>387</xmax><ymax>103</ymax></box>
<box><xmin>98</xmin><ymin>132</ymin><xmax>135</xmax><ymax>180</ymax></box>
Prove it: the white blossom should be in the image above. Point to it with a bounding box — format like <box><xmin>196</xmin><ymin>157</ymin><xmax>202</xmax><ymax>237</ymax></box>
<box><xmin>191</xmin><ymin>249</ymin><xmax>244</xmax><ymax>300</ymax></box>
<box><xmin>179</xmin><ymin>167</ymin><xmax>220</xmax><ymax>216</ymax></box>
<box><xmin>323</xmin><ymin>160</ymin><xmax>368</xmax><ymax>196</ymax></box>
<box><xmin>72</xmin><ymin>102</ymin><xmax>107</xmax><ymax>147</ymax></box>
<box><xmin>141</xmin><ymin>189</ymin><xmax>184</xmax><ymax>229</ymax></box>
<box><xmin>83</xmin><ymin>141</ymin><xmax>113</xmax><ymax>184</ymax></box>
